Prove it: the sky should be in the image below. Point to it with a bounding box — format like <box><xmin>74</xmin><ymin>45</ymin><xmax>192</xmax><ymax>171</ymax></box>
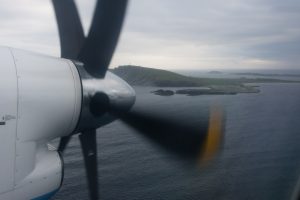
<box><xmin>0</xmin><ymin>0</ymin><xmax>299</xmax><ymax>70</ymax></box>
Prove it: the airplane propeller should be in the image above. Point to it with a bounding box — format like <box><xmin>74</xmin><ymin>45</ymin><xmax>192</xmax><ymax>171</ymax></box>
<box><xmin>52</xmin><ymin>0</ymin><xmax>224</xmax><ymax>199</ymax></box>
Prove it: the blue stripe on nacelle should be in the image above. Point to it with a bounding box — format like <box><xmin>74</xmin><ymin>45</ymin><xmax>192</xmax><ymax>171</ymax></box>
<box><xmin>31</xmin><ymin>189</ymin><xmax>59</xmax><ymax>200</ymax></box>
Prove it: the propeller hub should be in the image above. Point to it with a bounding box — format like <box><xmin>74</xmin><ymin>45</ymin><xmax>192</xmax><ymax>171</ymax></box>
<box><xmin>73</xmin><ymin>61</ymin><xmax>136</xmax><ymax>132</ymax></box>
<box><xmin>89</xmin><ymin>92</ymin><xmax>110</xmax><ymax>117</ymax></box>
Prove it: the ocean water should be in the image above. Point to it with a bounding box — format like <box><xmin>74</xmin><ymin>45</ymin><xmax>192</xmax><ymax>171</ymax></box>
<box><xmin>53</xmin><ymin>82</ymin><xmax>300</xmax><ymax>200</ymax></box>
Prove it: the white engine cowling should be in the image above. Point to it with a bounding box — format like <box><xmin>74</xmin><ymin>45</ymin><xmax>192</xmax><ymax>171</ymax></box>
<box><xmin>0</xmin><ymin>46</ymin><xmax>82</xmax><ymax>199</ymax></box>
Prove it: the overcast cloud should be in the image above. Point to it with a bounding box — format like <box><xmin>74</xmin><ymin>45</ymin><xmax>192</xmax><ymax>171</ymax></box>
<box><xmin>0</xmin><ymin>0</ymin><xmax>299</xmax><ymax>70</ymax></box>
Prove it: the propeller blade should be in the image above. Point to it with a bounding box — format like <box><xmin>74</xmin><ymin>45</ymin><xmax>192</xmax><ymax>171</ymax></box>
<box><xmin>114</xmin><ymin>107</ymin><xmax>224</xmax><ymax>163</ymax></box>
<box><xmin>52</xmin><ymin>0</ymin><xmax>85</xmax><ymax>59</ymax></box>
<box><xmin>78</xmin><ymin>0</ymin><xmax>128</xmax><ymax>77</ymax></box>
<box><xmin>58</xmin><ymin>136</ymin><xmax>72</xmax><ymax>153</ymax></box>
<box><xmin>79</xmin><ymin>130</ymin><xmax>99</xmax><ymax>200</ymax></box>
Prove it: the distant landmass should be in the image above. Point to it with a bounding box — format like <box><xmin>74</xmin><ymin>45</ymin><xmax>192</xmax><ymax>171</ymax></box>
<box><xmin>111</xmin><ymin>65</ymin><xmax>298</xmax><ymax>96</ymax></box>
<box><xmin>233</xmin><ymin>72</ymin><xmax>300</xmax><ymax>77</ymax></box>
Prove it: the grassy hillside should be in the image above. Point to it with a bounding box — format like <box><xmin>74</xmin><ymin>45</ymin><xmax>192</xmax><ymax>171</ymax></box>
<box><xmin>111</xmin><ymin>65</ymin><xmax>293</xmax><ymax>87</ymax></box>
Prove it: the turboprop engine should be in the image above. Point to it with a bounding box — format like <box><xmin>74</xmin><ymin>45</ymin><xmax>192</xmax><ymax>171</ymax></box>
<box><xmin>0</xmin><ymin>46</ymin><xmax>135</xmax><ymax>199</ymax></box>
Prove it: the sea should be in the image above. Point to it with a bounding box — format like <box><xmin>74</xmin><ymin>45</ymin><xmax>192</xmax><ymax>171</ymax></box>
<box><xmin>53</xmin><ymin>70</ymin><xmax>300</xmax><ymax>200</ymax></box>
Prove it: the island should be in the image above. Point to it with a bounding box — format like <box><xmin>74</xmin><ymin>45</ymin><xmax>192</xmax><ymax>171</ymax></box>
<box><xmin>151</xmin><ymin>89</ymin><xmax>175</xmax><ymax>96</ymax></box>
<box><xmin>111</xmin><ymin>65</ymin><xmax>297</xmax><ymax>96</ymax></box>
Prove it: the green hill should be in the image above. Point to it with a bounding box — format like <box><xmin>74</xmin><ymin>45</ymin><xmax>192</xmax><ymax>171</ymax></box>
<box><xmin>111</xmin><ymin>65</ymin><xmax>293</xmax><ymax>87</ymax></box>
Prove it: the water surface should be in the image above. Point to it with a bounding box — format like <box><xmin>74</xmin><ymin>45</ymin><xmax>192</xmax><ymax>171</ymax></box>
<box><xmin>54</xmin><ymin>82</ymin><xmax>300</xmax><ymax>200</ymax></box>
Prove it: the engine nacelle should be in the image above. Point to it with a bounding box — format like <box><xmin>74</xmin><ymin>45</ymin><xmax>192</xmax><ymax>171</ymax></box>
<box><xmin>0</xmin><ymin>46</ymin><xmax>136</xmax><ymax>199</ymax></box>
<box><xmin>0</xmin><ymin>46</ymin><xmax>81</xmax><ymax>199</ymax></box>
